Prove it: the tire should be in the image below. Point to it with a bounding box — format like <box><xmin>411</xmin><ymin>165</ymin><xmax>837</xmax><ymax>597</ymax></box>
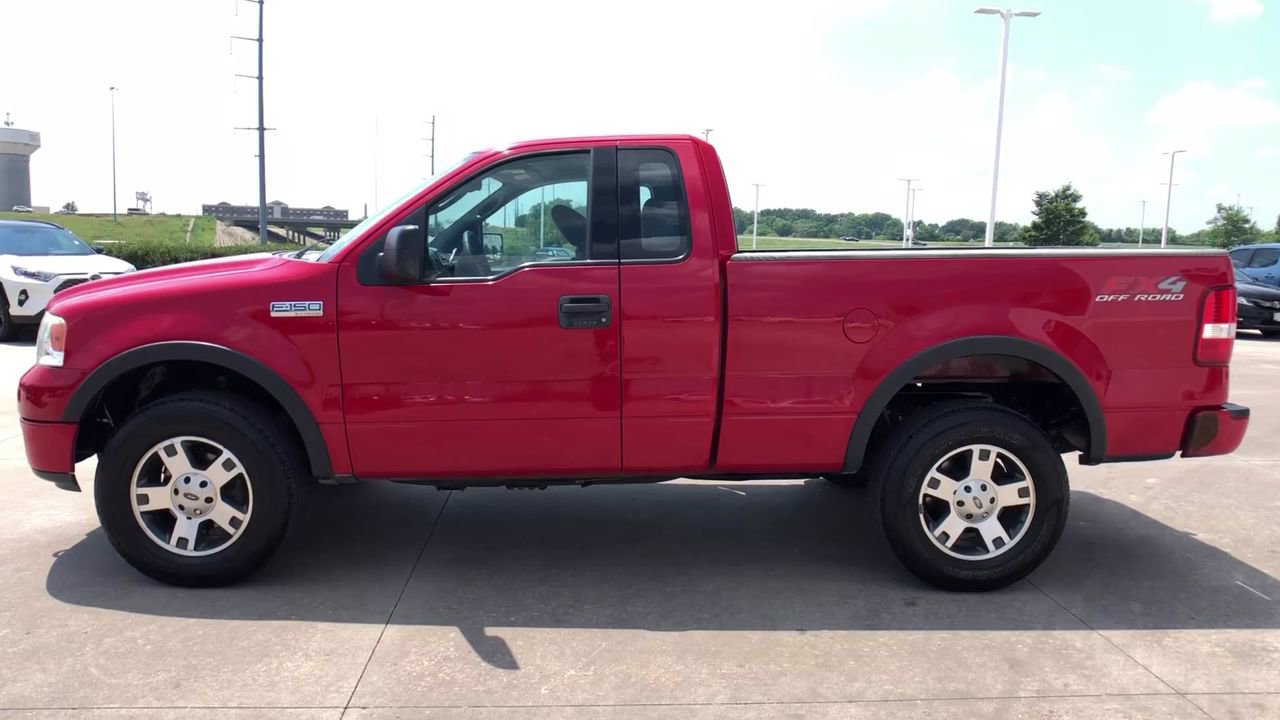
<box><xmin>0</xmin><ymin>290</ymin><xmax>17</xmax><ymax>342</ymax></box>
<box><xmin>94</xmin><ymin>391</ymin><xmax>302</xmax><ymax>586</ymax></box>
<box><xmin>871</xmin><ymin>401</ymin><xmax>1069</xmax><ymax>592</ymax></box>
<box><xmin>1261</xmin><ymin>329</ymin><xmax>1280</xmax><ymax>339</ymax></box>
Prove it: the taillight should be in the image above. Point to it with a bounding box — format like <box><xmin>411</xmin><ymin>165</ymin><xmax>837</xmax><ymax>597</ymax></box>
<box><xmin>1196</xmin><ymin>286</ymin><xmax>1236</xmax><ymax>366</ymax></box>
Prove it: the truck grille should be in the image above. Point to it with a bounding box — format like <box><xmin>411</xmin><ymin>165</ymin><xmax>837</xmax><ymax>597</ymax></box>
<box><xmin>53</xmin><ymin>278</ymin><xmax>91</xmax><ymax>294</ymax></box>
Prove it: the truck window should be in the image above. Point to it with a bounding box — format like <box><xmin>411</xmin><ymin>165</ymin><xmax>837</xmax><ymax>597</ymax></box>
<box><xmin>1249</xmin><ymin>249</ymin><xmax>1279</xmax><ymax>269</ymax></box>
<box><xmin>357</xmin><ymin>152</ymin><xmax>593</xmax><ymax>283</ymax></box>
<box><xmin>618</xmin><ymin>148</ymin><xmax>689</xmax><ymax>261</ymax></box>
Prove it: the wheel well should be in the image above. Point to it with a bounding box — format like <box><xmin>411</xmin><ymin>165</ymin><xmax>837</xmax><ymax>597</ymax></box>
<box><xmin>851</xmin><ymin>351</ymin><xmax>1099</xmax><ymax>473</ymax></box>
<box><xmin>74</xmin><ymin>360</ymin><xmax>311</xmax><ymax>476</ymax></box>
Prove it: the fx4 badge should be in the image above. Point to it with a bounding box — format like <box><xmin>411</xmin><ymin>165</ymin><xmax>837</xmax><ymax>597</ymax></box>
<box><xmin>1095</xmin><ymin>276</ymin><xmax>1187</xmax><ymax>303</ymax></box>
<box><xmin>270</xmin><ymin>301</ymin><xmax>324</xmax><ymax>317</ymax></box>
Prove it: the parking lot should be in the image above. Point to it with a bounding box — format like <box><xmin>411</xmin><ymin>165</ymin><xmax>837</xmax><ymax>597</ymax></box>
<box><xmin>0</xmin><ymin>337</ymin><xmax>1275</xmax><ymax>719</ymax></box>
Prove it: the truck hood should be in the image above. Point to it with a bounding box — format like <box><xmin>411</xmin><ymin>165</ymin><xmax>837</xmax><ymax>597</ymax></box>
<box><xmin>1</xmin><ymin>252</ymin><xmax>135</xmax><ymax>276</ymax></box>
<box><xmin>49</xmin><ymin>252</ymin><xmax>288</xmax><ymax>309</ymax></box>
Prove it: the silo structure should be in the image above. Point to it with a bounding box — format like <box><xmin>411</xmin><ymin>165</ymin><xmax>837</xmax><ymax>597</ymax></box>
<box><xmin>0</xmin><ymin>126</ymin><xmax>41</xmax><ymax>209</ymax></box>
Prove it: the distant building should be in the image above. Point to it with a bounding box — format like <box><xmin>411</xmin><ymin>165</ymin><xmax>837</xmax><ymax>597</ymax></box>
<box><xmin>201</xmin><ymin>201</ymin><xmax>349</xmax><ymax>222</ymax></box>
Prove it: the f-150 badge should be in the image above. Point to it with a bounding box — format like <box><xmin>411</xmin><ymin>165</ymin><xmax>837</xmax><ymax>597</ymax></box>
<box><xmin>270</xmin><ymin>301</ymin><xmax>324</xmax><ymax>317</ymax></box>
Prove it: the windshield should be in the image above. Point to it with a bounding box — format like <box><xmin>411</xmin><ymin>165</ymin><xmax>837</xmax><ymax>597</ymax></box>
<box><xmin>315</xmin><ymin>152</ymin><xmax>483</xmax><ymax>262</ymax></box>
<box><xmin>0</xmin><ymin>224</ymin><xmax>95</xmax><ymax>256</ymax></box>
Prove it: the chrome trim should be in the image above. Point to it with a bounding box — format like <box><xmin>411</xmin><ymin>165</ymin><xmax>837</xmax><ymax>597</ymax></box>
<box><xmin>428</xmin><ymin>258</ymin><xmax>614</xmax><ymax>284</ymax></box>
<box><xmin>733</xmin><ymin>248</ymin><xmax>1227</xmax><ymax>261</ymax></box>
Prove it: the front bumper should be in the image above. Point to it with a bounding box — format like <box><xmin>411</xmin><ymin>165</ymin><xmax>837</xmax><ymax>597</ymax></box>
<box><xmin>5</xmin><ymin>274</ymin><xmax>111</xmax><ymax>319</ymax></box>
<box><xmin>1181</xmin><ymin>403</ymin><xmax>1250</xmax><ymax>458</ymax></box>
<box><xmin>21</xmin><ymin>419</ymin><xmax>80</xmax><ymax>491</ymax></box>
<box><xmin>1237</xmin><ymin>302</ymin><xmax>1280</xmax><ymax>330</ymax></box>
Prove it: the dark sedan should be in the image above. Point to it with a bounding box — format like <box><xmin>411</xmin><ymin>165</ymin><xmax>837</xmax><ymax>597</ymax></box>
<box><xmin>1236</xmin><ymin>269</ymin><xmax>1280</xmax><ymax>337</ymax></box>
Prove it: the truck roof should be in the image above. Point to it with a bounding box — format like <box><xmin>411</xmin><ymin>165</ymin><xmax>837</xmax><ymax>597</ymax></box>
<box><xmin>502</xmin><ymin>134</ymin><xmax>706</xmax><ymax>152</ymax></box>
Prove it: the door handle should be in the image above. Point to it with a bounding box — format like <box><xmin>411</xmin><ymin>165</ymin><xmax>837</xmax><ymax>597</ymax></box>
<box><xmin>558</xmin><ymin>295</ymin><xmax>611</xmax><ymax>329</ymax></box>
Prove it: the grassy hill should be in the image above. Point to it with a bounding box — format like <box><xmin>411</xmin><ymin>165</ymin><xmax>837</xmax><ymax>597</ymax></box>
<box><xmin>0</xmin><ymin>212</ymin><xmax>217</xmax><ymax>245</ymax></box>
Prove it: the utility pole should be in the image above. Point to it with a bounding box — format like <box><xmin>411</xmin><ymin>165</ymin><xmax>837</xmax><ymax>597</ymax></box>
<box><xmin>233</xmin><ymin>0</ymin><xmax>268</xmax><ymax>244</ymax></box>
<box><xmin>1138</xmin><ymin>199</ymin><xmax>1147</xmax><ymax>246</ymax></box>
<box><xmin>898</xmin><ymin>178</ymin><xmax>919</xmax><ymax>247</ymax></box>
<box><xmin>974</xmin><ymin>7</ymin><xmax>1041</xmax><ymax>247</ymax></box>
<box><xmin>1161</xmin><ymin>149</ymin><xmax>1185</xmax><ymax>248</ymax></box>
<box><xmin>425</xmin><ymin>115</ymin><xmax>436</xmax><ymax>176</ymax></box>
<box><xmin>703</xmin><ymin>128</ymin><xmax>713</xmax><ymax>142</ymax></box>
<box><xmin>751</xmin><ymin>183</ymin><xmax>764</xmax><ymax>250</ymax></box>
<box><xmin>109</xmin><ymin>87</ymin><xmax>118</xmax><ymax>222</ymax></box>
<box><xmin>1247</xmin><ymin>205</ymin><xmax>1255</xmax><ymax>219</ymax></box>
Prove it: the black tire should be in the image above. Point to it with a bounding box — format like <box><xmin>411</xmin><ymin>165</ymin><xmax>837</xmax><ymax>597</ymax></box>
<box><xmin>872</xmin><ymin>401</ymin><xmax>1069</xmax><ymax>592</ymax></box>
<box><xmin>1261</xmin><ymin>329</ymin><xmax>1280</xmax><ymax>338</ymax></box>
<box><xmin>94</xmin><ymin>391</ymin><xmax>302</xmax><ymax>587</ymax></box>
<box><xmin>0</xmin><ymin>290</ymin><xmax>17</xmax><ymax>342</ymax></box>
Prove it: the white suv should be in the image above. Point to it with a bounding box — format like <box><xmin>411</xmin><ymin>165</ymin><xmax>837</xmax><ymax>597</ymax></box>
<box><xmin>0</xmin><ymin>220</ymin><xmax>135</xmax><ymax>340</ymax></box>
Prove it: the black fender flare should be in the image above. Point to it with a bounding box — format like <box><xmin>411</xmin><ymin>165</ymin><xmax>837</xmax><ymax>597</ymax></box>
<box><xmin>63</xmin><ymin>341</ymin><xmax>333</xmax><ymax>479</ymax></box>
<box><xmin>842</xmin><ymin>335</ymin><xmax>1106</xmax><ymax>473</ymax></box>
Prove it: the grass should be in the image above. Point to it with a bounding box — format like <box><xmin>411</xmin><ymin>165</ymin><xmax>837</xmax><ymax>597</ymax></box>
<box><xmin>0</xmin><ymin>212</ymin><xmax>217</xmax><ymax>245</ymax></box>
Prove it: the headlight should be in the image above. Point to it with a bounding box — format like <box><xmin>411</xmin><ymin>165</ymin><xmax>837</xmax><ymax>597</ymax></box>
<box><xmin>11</xmin><ymin>265</ymin><xmax>57</xmax><ymax>283</ymax></box>
<box><xmin>1238</xmin><ymin>296</ymin><xmax>1253</xmax><ymax>306</ymax></box>
<box><xmin>36</xmin><ymin>313</ymin><xmax>66</xmax><ymax>368</ymax></box>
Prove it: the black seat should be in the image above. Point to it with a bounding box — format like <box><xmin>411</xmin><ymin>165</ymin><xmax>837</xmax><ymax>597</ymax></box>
<box><xmin>551</xmin><ymin>205</ymin><xmax>588</xmax><ymax>259</ymax></box>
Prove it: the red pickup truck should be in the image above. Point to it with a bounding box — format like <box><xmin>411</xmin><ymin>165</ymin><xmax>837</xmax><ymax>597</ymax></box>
<box><xmin>19</xmin><ymin>135</ymin><xmax>1248</xmax><ymax>591</ymax></box>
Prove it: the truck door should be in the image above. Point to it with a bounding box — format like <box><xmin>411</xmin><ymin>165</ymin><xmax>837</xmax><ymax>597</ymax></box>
<box><xmin>616</xmin><ymin>143</ymin><xmax>722</xmax><ymax>473</ymax></box>
<box><xmin>336</xmin><ymin>148</ymin><xmax>622</xmax><ymax>479</ymax></box>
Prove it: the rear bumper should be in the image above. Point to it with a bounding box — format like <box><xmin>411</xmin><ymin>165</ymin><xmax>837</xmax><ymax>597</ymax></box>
<box><xmin>1181</xmin><ymin>403</ymin><xmax>1250</xmax><ymax>458</ymax></box>
<box><xmin>21</xmin><ymin>419</ymin><xmax>80</xmax><ymax>492</ymax></box>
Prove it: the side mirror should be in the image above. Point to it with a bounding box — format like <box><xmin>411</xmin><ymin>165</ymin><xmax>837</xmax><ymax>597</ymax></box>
<box><xmin>92</xmin><ymin>244</ymin><xmax>106</xmax><ymax>254</ymax></box>
<box><xmin>482</xmin><ymin>232</ymin><xmax>503</xmax><ymax>259</ymax></box>
<box><xmin>378</xmin><ymin>225</ymin><xmax>426</xmax><ymax>284</ymax></box>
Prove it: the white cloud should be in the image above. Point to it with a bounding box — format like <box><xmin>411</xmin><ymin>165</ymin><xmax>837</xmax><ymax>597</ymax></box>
<box><xmin>1146</xmin><ymin>80</ymin><xmax>1280</xmax><ymax>156</ymax></box>
<box><xmin>1199</xmin><ymin>0</ymin><xmax>1265</xmax><ymax>22</ymax></box>
<box><xmin>1260</xmin><ymin>146</ymin><xmax>1280</xmax><ymax>158</ymax></box>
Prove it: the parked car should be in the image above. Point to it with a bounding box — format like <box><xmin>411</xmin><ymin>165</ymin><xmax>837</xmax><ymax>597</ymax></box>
<box><xmin>20</xmin><ymin>134</ymin><xmax>1248</xmax><ymax>591</ymax></box>
<box><xmin>10</xmin><ymin>205</ymin><xmax>33</xmax><ymax>213</ymax></box>
<box><xmin>533</xmin><ymin>246</ymin><xmax>574</xmax><ymax>260</ymax></box>
<box><xmin>839</xmin><ymin>235</ymin><xmax>860</xmax><ymax>242</ymax></box>
<box><xmin>0</xmin><ymin>220</ymin><xmax>135</xmax><ymax>340</ymax></box>
<box><xmin>1234</xmin><ymin>268</ymin><xmax>1280</xmax><ymax>337</ymax></box>
<box><xmin>1229</xmin><ymin>243</ymin><xmax>1280</xmax><ymax>287</ymax></box>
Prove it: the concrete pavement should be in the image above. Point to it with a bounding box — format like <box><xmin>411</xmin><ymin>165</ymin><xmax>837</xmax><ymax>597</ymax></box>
<box><xmin>0</xmin><ymin>335</ymin><xmax>1276</xmax><ymax>719</ymax></box>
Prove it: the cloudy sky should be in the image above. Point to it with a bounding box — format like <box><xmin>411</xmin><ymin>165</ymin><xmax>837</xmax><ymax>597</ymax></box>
<box><xmin>3</xmin><ymin>0</ymin><xmax>1276</xmax><ymax>232</ymax></box>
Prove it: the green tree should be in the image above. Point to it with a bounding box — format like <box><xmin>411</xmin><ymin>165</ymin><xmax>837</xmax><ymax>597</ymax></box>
<box><xmin>1022</xmin><ymin>184</ymin><xmax>1096</xmax><ymax>247</ymax></box>
<box><xmin>773</xmin><ymin>220</ymin><xmax>795</xmax><ymax>237</ymax></box>
<box><xmin>1205</xmin><ymin>203</ymin><xmax>1261</xmax><ymax>249</ymax></box>
<box><xmin>61</xmin><ymin>201</ymin><xmax>78</xmax><ymax>213</ymax></box>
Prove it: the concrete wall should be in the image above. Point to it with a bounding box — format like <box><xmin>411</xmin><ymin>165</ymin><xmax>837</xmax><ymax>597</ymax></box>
<box><xmin>0</xmin><ymin>153</ymin><xmax>32</xmax><ymax>209</ymax></box>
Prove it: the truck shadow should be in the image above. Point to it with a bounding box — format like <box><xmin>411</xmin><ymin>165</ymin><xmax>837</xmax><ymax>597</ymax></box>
<box><xmin>45</xmin><ymin>479</ymin><xmax>1280</xmax><ymax>670</ymax></box>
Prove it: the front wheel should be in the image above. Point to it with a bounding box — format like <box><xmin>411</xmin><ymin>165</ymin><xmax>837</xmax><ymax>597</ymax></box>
<box><xmin>872</xmin><ymin>402</ymin><xmax>1069</xmax><ymax>591</ymax></box>
<box><xmin>94</xmin><ymin>391</ymin><xmax>302</xmax><ymax>586</ymax></box>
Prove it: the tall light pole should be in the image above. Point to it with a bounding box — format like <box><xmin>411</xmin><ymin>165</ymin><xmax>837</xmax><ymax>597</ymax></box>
<box><xmin>109</xmin><ymin>86</ymin><xmax>118</xmax><ymax>222</ymax></box>
<box><xmin>703</xmin><ymin>128</ymin><xmax>713</xmax><ymax>142</ymax></box>
<box><xmin>899</xmin><ymin>178</ymin><xmax>919</xmax><ymax>247</ymax></box>
<box><xmin>751</xmin><ymin>183</ymin><xmax>764</xmax><ymax>250</ymax></box>
<box><xmin>910</xmin><ymin>187</ymin><xmax>924</xmax><ymax>243</ymax></box>
<box><xmin>975</xmin><ymin>7</ymin><xmax>1041</xmax><ymax>247</ymax></box>
<box><xmin>1161</xmin><ymin>149</ymin><xmax>1185</xmax><ymax>248</ymax></box>
<box><xmin>1138</xmin><ymin>199</ymin><xmax>1147</xmax><ymax>246</ymax></box>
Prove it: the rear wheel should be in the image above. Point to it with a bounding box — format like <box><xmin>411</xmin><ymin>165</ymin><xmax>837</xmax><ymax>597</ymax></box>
<box><xmin>872</xmin><ymin>402</ymin><xmax>1069</xmax><ymax>591</ymax></box>
<box><xmin>94</xmin><ymin>391</ymin><xmax>302</xmax><ymax>586</ymax></box>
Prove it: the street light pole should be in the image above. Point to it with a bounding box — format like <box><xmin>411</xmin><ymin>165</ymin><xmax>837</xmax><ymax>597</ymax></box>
<box><xmin>1138</xmin><ymin>199</ymin><xmax>1147</xmax><ymax>246</ymax></box>
<box><xmin>1161</xmin><ymin>149</ymin><xmax>1185</xmax><ymax>248</ymax></box>
<box><xmin>910</xmin><ymin>187</ymin><xmax>924</xmax><ymax>243</ymax></box>
<box><xmin>751</xmin><ymin>183</ymin><xmax>764</xmax><ymax>250</ymax></box>
<box><xmin>975</xmin><ymin>7</ymin><xmax>1040</xmax><ymax>247</ymax></box>
<box><xmin>898</xmin><ymin>178</ymin><xmax>918</xmax><ymax>247</ymax></box>
<box><xmin>109</xmin><ymin>86</ymin><xmax>118</xmax><ymax>222</ymax></box>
